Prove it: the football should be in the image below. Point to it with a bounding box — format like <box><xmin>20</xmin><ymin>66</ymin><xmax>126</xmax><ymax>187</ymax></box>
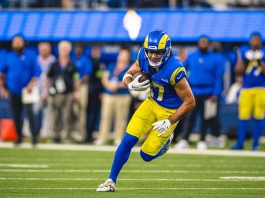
<box><xmin>133</xmin><ymin>72</ymin><xmax>150</xmax><ymax>83</ymax></box>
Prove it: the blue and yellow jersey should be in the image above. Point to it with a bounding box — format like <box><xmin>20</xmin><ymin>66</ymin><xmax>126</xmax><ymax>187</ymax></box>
<box><xmin>136</xmin><ymin>48</ymin><xmax>186</xmax><ymax>109</ymax></box>
<box><xmin>240</xmin><ymin>46</ymin><xmax>265</xmax><ymax>88</ymax></box>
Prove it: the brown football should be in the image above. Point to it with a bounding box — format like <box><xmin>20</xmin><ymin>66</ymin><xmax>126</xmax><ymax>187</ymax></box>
<box><xmin>133</xmin><ymin>72</ymin><xmax>150</xmax><ymax>83</ymax></box>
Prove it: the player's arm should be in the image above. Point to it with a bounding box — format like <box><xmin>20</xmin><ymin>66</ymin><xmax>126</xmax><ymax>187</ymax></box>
<box><xmin>168</xmin><ymin>78</ymin><xmax>195</xmax><ymax>124</ymax></box>
<box><xmin>122</xmin><ymin>61</ymin><xmax>142</xmax><ymax>87</ymax></box>
<box><xmin>152</xmin><ymin>77</ymin><xmax>195</xmax><ymax>136</ymax></box>
<box><xmin>123</xmin><ymin>61</ymin><xmax>150</xmax><ymax>91</ymax></box>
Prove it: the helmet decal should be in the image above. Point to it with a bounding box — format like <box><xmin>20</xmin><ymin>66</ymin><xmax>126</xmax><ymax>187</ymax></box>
<box><xmin>158</xmin><ymin>34</ymin><xmax>169</xmax><ymax>50</ymax></box>
<box><xmin>144</xmin><ymin>35</ymin><xmax>149</xmax><ymax>49</ymax></box>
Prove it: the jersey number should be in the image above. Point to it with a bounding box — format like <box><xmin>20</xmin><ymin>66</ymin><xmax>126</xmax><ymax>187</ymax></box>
<box><xmin>151</xmin><ymin>82</ymin><xmax>164</xmax><ymax>101</ymax></box>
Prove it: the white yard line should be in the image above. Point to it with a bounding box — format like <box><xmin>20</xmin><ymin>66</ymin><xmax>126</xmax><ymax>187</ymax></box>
<box><xmin>220</xmin><ymin>176</ymin><xmax>265</xmax><ymax>181</ymax></box>
<box><xmin>0</xmin><ymin>169</ymin><xmax>188</xmax><ymax>173</ymax></box>
<box><xmin>0</xmin><ymin>187</ymin><xmax>265</xmax><ymax>191</ymax></box>
<box><xmin>0</xmin><ymin>169</ymin><xmax>265</xmax><ymax>174</ymax></box>
<box><xmin>0</xmin><ymin>178</ymin><xmax>222</xmax><ymax>181</ymax></box>
<box><xmin>0</xmin><ymin>177</ymin><xmax>264</xmax><ymax>182</ymax></box>
<box><xmin>0</xmin><ymin>163</ymin><xmax>48</xmax><ymax>168</ymax></box>
<box><xmin>1</xmin><ymin>142</ymin><xmax>265</xmax><ymax>157</ymax></box>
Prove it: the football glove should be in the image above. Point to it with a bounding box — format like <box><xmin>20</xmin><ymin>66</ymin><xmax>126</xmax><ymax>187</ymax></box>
<box><xmin>128</xmin><ymin>75</ymin><xmax>150</xmax><ymax>91</ymax></box>
<box><xmin>152</xmin><ymin>119</ymin><xmax>171</xmax><ymax>137</ymax></box>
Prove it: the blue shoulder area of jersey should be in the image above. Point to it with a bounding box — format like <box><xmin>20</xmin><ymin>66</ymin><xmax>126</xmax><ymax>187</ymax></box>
<box><xmin>137</xmin><ymin>48</ymin><xmax>186</xmax><ymax>82</ymax></box>
<box><xmin>137</xmin><ymin>48</ymin><xmax>186</xmax><ymax>109</ymax></box>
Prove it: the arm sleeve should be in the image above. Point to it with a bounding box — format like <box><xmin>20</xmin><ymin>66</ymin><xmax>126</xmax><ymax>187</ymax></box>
<box><xmin>170</xmin><ymin>66</ymin><xmax>186</xmax><ymax>85</ymax></box>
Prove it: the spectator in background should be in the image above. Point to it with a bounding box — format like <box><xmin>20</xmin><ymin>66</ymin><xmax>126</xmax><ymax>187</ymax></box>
<box><xmin>94</xmin><ymin>46</ymin><xmax>132</xmax><ymax>146</ymax></box>
<box><xmin>47</xmin><ymin>41</ymin><xmax>78</xmax><ymax>143</ymax></box>
<box><xmin>36</xmin><ymin>42</ymin><xmax>56</xmax><ymax>140</ymax></box>
<box><xmin>0</xmin><ymin>35</ymin><xmax>40</xmax><ymax>146</ymax></box>
<box><xmin>206</xmin><ymin>41</ymin><xmax>227</xmax><ymax>147</ymax></box>
<box><xmin>177</xmin><ymin>48</ymin><xmax>188</xmax><ymax>62</ymax></box>
<box><xmin>231</xmin><ymin>33</ymin><xmax>265</xmax><ymax>150</ymax></box>
<box><xmin>72</xmin><ymin>42</ymin><xmax>92</xmax><ymax>141</ymax></box>
<box><xmin>83</xmin><ymin>46</ymin><xmax>104</xmax><ymax>143</ymax></box>
<box><xmin>83</xmin><ymin>45</ymin><xmax>117</xmax><ymax>143</ymax></box>
<box><xmin>61</xmin><ymin>0</ymin><xmax>74</xmax><ymax>9</ymax></box>
<box><xmin>175</xmin><ymin>36</ymin><xmax>225</xmax><ymax>150</ymax></box>
<box><xmin>212</xmin><ymin>41</ymin><xmax>231</xmax><ymax>95</ymax></box>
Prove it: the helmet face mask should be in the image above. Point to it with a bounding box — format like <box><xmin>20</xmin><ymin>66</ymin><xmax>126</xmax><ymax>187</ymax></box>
<box><xmin>143</xmin><ymin>30</ymin><xmax>171</xmax><ymax>68</ymax></box>
<box><xmin>144</xmin><ymin>50</ymin><xmax>164</xmax><ymax>68</ymax></box>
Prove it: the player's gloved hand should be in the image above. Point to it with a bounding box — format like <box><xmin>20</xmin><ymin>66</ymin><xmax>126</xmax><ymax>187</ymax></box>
<box><xmin>152</xmin><ymin>119</ymin><xmax>171</xmax><ymax>137</ymax></box>
<box><xmin>128</xmin><ymin>75</ymin><xmax>150</xmax><ymax>91</ymax></box>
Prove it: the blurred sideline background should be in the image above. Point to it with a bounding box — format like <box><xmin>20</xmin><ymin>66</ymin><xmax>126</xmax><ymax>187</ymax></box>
<box><xmin>0</xmin><ymin>0</ymin><xmax>264</xmax><ymax>149</ymax></box>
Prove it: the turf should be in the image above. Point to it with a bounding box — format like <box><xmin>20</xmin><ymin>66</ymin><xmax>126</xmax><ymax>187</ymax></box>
<box><xmin>0</xmin><ymin>148</ymin><xmax>265</xmax><ymax>198</ymax></box>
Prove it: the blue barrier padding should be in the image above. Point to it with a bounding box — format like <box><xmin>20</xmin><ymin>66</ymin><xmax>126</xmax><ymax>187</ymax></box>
<box><xmin>0</xmin><ymin>10</ymin><xmax>264</xmax><ymax>42</ymax></box>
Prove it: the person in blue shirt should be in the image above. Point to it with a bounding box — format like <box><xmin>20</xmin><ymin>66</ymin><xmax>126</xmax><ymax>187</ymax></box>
<box><xmin>207</xmin><ymin>41</ymin><xmax>227</xmax><ymax>147</ymax></box>
<box><xmin>0</xmin><ymin>35</ymin><xmax>41</xmax><ymax>145</ymax></box>
<box><xmin>96</xmin><ymin>30</ymin><xmax>195</xmax><ymax>192</ymax></box>
<box><xmin>94</xmin><ymin>46</ymin><xmax>132</xmax><ymax>146</ymax></box>
<box><xmin>231</xmin><ymin>32</ymin><xmax>265</xmax><ymax>150</ymax></box>
<box><xmin>175</xmin><ymin>36</ymin><xmax>225</xmax><ymax>150</ymax></box>
<box><xmin>72</xmin><ymin>43</ymin><xmax>92</xmax><ymax>141</ymax></box>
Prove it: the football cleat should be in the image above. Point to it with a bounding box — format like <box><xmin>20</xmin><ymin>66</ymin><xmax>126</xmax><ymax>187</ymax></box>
<box><xmin>96</xmin><ymin>178</ymin><xmax>115</xmax><ymax>192</ymax></box>
<box><xmin>161</xmin><ymin>133</ymin><xmax>173</xmax><ymax>156</ymax></box>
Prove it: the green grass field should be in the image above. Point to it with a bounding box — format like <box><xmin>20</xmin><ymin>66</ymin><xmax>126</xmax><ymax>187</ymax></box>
<box><xmin>0</xmin><ymin>147</ymin><xmax>265</xmax><ymax>198</ymax></box>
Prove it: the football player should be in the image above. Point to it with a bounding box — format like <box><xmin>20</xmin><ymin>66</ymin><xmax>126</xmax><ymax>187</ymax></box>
<box><xmin>231</xmin><ymin>32</ymin><xmax>265</xmax><ymax>150</ymax></box>
<box><xmin>96</xmin><ymin>30</ymin><xmax>195</xmax><ymax>192</ymax></box>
